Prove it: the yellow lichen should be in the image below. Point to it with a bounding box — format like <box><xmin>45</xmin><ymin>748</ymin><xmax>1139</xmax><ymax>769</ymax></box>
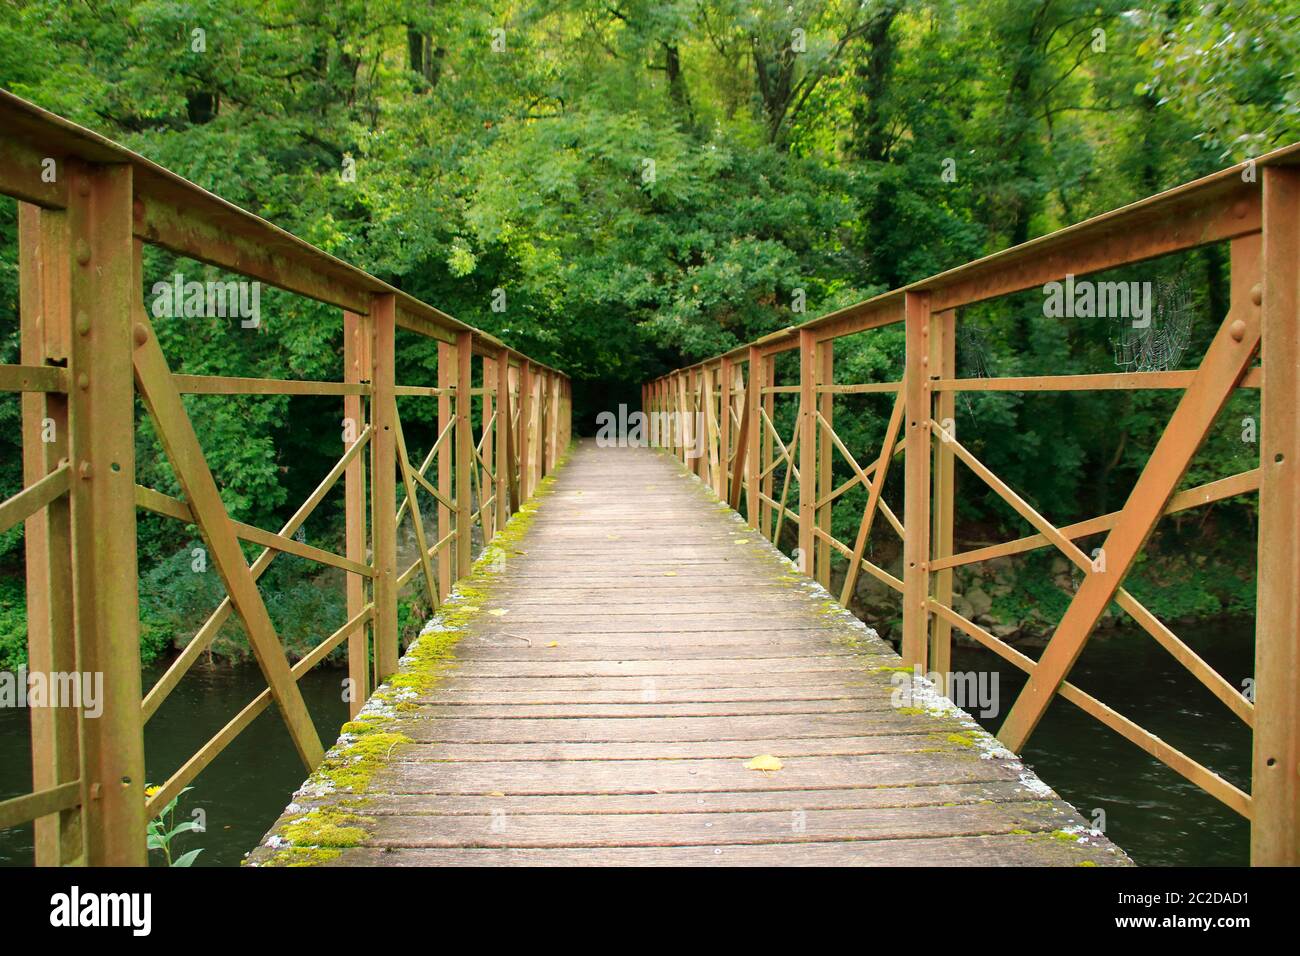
<box><xmin>256</xmin><ymin>441</ymin><xmax>577</xmax><ymax>867</ymax></box>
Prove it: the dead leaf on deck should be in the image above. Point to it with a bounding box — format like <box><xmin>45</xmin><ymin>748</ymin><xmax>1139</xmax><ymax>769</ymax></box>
<box><xmin>546</xmin><ymin>641</ymin><xmax>559</xmax><ymax>648</ymax></box>
<box><xmin>488</xmin><ymin>608</ymin><xmax>509</xmax><ymax>616</ymax></box>
<box><xmin>745</xmin><ymin>754</ymin><xmax>783</xmax><ymax>772</ymax></box>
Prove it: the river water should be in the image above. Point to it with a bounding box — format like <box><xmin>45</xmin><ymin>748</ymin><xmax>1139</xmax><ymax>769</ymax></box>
<box><xmin>0</xmin><ymin>619</ymin><xmax>1253</xmax><ymax>867</ymax></box>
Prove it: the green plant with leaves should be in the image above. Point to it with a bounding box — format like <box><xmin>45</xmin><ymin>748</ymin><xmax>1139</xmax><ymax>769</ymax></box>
<box><xmin>144</xmin><ymin>786</ymin><xmax>203</xmax><ymax>867</ymax></box>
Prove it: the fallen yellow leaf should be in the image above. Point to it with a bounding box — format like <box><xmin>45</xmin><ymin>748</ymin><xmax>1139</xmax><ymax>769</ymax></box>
<box><xmin>488</xmin><ymin>608</ymin><xmax>509</xmax><ymax>616</ymax></box>
<box><xmin>663</xmin><ymin>571</ymin><xmax>678</xmax><ymax>576</ymax></box>
<box><xmin>546</xmin><ymin>641</ymin><xmax>559</xmax><ymax>648</ymax></box>
<box><xmin>745</xmin><ymin>754</ymin><xmax>783</xmax><ymax>772</ymax></box>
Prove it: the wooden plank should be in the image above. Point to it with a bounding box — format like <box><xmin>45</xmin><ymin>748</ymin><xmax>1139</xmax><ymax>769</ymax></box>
<box><xmin>299</xmin><ymin>780</ymin><xmax>1053</xmax><ymax>816</ymax></box>
<box><xmin>306</xmin><ymin>834</ymin><xmax>1125</xmax><ymax>866</ymax></box>
<box><xmin>328</xmin><ymin>802</ymin><xmax>1080</xmax><ymax>849</ymax></box>
<box><xmin>374</xmin><ymin>752</ymin><xmax>1031</xmax><ymax>795</ymax></box>
<box><xmin>383</xmin><ymin>712</ymin><xmax>939</xmax><ymax>743</ymax></box>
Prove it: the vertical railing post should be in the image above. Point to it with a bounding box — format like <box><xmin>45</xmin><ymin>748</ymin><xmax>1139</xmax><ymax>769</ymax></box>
<box><xmin>719</xmin><ymin>357</ymin><xmax>733</xmax><ymax>502</ymax></box>
<box><xmin>703</xmin><ymin>364</ymin><xmax>721</xmax><ymax>494</ymax></box>
<box><xmin>686</xmin><ymin>368</ymin><xmax>696</xmax><ymax>472</ymax></box>
<box><xmin>815</xmin><ymin>338</ymin><xmax>834</xmax><ymax>588</ymax></box>
<box><xmin>798</xmin><ymin>329</ymin><xmax>816</xmax><ymax>576</ymax></box>
<box><xmin>369</xmin><ymin>293</ymin><xmax>399</xmax><ymax>684</ymax></box>
<box><xmin>518</xmin><ymin>359</ymin><xmax>533</xmax><ymax>501</ymax></box>
<box><xmin>65</xmin><ymin>161</ymin><xmax>147</xmax><ymax>865</ymax></box>
<box><xmin>481</xmin><ymin>356</ymin><xmax>496</xmax><ymax>542</ymax></box>
<box><xmin>456</xmin><ymin>331</ymin><xmax>474</xmax><ymax>578</ymax></box>
<box><xmin>494</xmin><ymin>351</ymin><xmax>510</xmax><ymax>529</ymax></box>
<box><xmin>681</xmin><ymin>370</ymin><xmax>690</xmax><ymax>466</ymax></box>
<box><xmin>902</xmin><ymin>290</ymin><xmax>933</xmax><ymax>671</ymax></box>
<box><xmin>437</xmin><ymin>342</ymin><xmax>455</xmax><ymax>597</ymax></box>
<box><xmin>537</xmin><ymin>371</ymin><xmax>548</xmax><ymax>478</ymax></box>
<box><xmin>761</xmin><ymin>355</ymin><xmax>775</xmax><ymax>537</ymax></box>
<box><xmin>343</xmin><ymin>308</ymin><xmax>371</xmax><ymax>716</ymax></box>
<box><xmin>553</xmin><ymin>371</ymin><xmax>563</xmax><ymax>460</ymax></box>
<box><xmin>19</xmin><ymin>202</ymin><xmax>81</xmax><ymax>865</ymax></box>
<box><xmin>746</xmin><ymin>346</ymin><xmax>762</xmax><ymax>528</ymax></box>
<box><xmin>930</xmin><ymin>309</ymin><xmax>957</xmax><ymax>691</ymax></box>
<box><xmin>1253</xmin><ymin>166</ymin><xmax>1300</xmax><ymax>866</ymax></box>
<box><xmin>544</xmin><ymin>371</ymin><xmax>554</xmax><ymax>474</ymax></box>
<box><xmin>563</xmin><ymin>377</ymin><xmax>571</xmax><ymax>451</ymax></box>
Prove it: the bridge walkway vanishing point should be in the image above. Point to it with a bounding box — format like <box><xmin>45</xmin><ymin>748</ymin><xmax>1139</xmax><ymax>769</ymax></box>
<box><xmin>249</xmin><ymin>440</ymin><xmax>1129</xmax><ymax>866</ymax></box>
<box><xmin>6</xmin><ymin>89</ymin><xmax>1295</xmax><ymax>868</ymax></box>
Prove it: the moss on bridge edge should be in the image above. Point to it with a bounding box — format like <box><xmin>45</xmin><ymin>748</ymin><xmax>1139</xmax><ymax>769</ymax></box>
<box><xmin>246</xmin><ymin>444</ymin><xmax>574</xmax><ymax>867</ymax></box>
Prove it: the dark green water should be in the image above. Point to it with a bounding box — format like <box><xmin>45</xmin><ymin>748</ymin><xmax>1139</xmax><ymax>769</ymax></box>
<box><xmin>1</xmin><ymin>619</ymin><xmax>1253</xmax><ymax>866</ymax></box>
<box><xmin>1</xmin><ymin>660</ymin><xmax>347</xmax><ymax>867</ymax></box>
<box><xmin>954</xmin><ymin>618</ymin><xmax>1253</xmax><ymax>866</ymax></box>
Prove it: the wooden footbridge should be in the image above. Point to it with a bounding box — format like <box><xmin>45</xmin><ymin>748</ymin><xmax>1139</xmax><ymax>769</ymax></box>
<box><xmin>1</xmin><ymin>89</ymin><xmax>1297</xmax><ymax>866</ymax></box>
<box><xmin>248</xmin><ymin>441</ymin><xmax>1124</xmax><ymax>866</ymax></box>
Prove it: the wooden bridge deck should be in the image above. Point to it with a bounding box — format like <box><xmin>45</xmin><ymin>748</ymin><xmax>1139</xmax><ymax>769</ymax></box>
<box><xmin>249</xmin><ymin>440</ymin><xmax>1129</xmax><ymax>866</ymax></box>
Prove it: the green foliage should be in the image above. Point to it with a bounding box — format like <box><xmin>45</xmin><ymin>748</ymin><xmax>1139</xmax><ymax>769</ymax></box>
<box><xmin>0</xmin><ymin>0</ymin><xmax>1287</xmax><ymax>659</ymax></box>
<box><xmin>145</xmin><ymin>786</ymin><xmax>203</xmax><ymax>867</ymax></box>
<box><xmin>0</xmin><ymin>577</ymin><xmax>26</xmax><ymax>670</ymax></box>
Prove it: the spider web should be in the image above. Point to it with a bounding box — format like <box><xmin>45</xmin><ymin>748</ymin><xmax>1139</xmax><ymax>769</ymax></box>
<box><xmin>956</xmin><ymin>323</ymin><xmax>994</xmax><ymax>419</ymax></box>
<box><xmin>1111</xmin><ymin>271</ymin><xmax>1194</xmax><ymax>373</ymax></box>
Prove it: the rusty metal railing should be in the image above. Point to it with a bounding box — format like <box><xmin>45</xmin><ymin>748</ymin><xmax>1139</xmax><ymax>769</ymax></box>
<box><xmin>0</xmin><ymin>89</ymin><xmax>570</xmax><ymax>865</ymax></box>
<box><xmin>646</xmin><ymin>143</ymin><xmax>1300</xmax><ymax>865</ymax></box>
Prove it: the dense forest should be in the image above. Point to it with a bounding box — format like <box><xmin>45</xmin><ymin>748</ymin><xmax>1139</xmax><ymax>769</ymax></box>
<box><xmin>1</xmin><ymin>0</ymin><xmax>1296</xmax><ymax>664</ymax></box>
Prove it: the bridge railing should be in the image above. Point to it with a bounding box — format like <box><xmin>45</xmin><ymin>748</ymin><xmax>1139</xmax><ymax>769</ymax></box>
<box><xmin>0</xmin><ymin>90</ymin><xmax>570</xmax><ymax>865</ymax></box>
<box><xmin>645</xmin><ymin>145</ymin><xmax>1300</xmax><ymax>866</ymax></box>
